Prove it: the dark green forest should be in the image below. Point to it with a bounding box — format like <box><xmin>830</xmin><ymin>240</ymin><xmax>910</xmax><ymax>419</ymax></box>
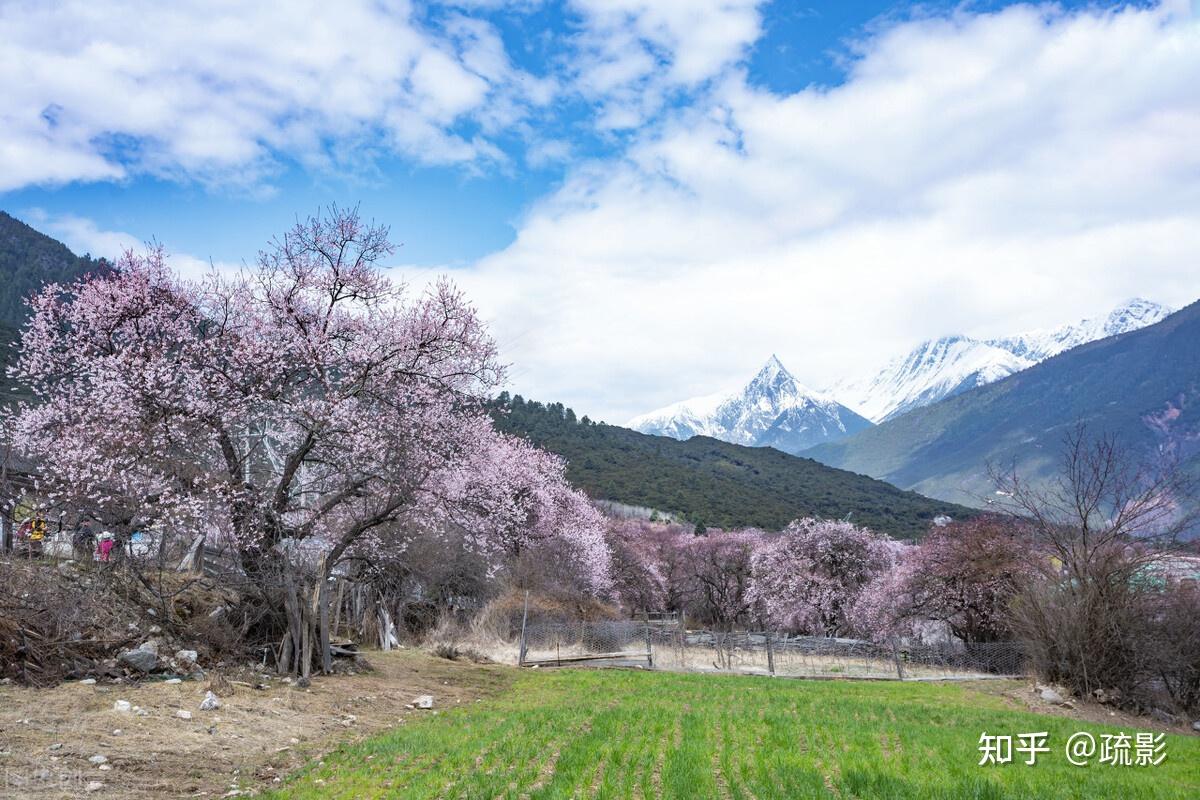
<box><xmin>0</xmin><ymin>211</ymin><xmax>110</xmax><ymax>328</ymax></box>
<box><xmin>491</xmin><ymin>394</ymin><xmax>971</xmax><ymax>539</ymax></box>
<box><xmin>0</xmin><ymin>211</ymin><xmax>113</xmax><ymax>399</ymax></box>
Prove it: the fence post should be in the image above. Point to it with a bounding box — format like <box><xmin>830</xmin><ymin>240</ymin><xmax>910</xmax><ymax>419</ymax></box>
<box><xmin>890</xmin><ymin>636</ymin><xmax>906</xmax><ymax>680</ymax></box>
<box><xmin>644</xmin><ymin>611</ymin><xmax>654</xmax><ymax>669</ymax></box>
<box><xmin>766</xmin><ymin>630</ymin><xmax>775</xmax><ymax>676</ymax></box>
<box><xmin>518</xmin><ymin>590</ymin><xmax>529</xmax><ymax>667</ymax></box>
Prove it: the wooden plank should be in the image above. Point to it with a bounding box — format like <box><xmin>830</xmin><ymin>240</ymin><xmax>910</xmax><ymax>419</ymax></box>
<box><xmin>520</xmin><ymin>651</ymin><xmax>651</xmax><ymax>666</ymax></box>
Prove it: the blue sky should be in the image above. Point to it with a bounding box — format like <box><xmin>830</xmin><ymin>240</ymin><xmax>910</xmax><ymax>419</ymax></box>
<box><xmin>2</xmin><ymin>1</ymin><xmax>1198</xmax><ymax>421</ymax></box>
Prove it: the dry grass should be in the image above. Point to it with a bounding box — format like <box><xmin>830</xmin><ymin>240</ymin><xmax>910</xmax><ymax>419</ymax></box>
<box><xmin>0</xmin><ymin>650</ymin><xmax>513</xmax><ymax>798</ymax></box>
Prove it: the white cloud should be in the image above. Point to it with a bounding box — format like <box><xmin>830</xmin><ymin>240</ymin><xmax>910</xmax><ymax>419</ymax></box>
<box><xmin>7</xmin><ymin>1</ymin><xmax>1200</xmax><ymax>428</ymax></box>
<box><xmin>566</xmin><ymin>0</ymin><xmax>765</xmax><ymax>129</ymax></box>
<box><xmin>0</xmin><ymin>0</ymin><xmax>546</xmax><ymax>191</ymax></box>
<box><xmin>441</xmin><ymin>2</ymin><xmax>1200</xmax><ymax>423</ymax></box>
<box><xmin>0</xmin><ymin>0</ymin><xmax>765</xmax><ymax>189</ymax></box>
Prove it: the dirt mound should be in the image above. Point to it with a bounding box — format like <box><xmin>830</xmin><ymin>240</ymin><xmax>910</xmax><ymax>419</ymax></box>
<box><xmin>0</xmin><ymin>558</ymin><xmax>239</xmax><ymax>687</ymax></box>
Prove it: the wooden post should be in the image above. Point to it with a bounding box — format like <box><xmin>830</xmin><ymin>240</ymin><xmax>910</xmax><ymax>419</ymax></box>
<box><xmin>766</xmin><ymin>630</ymin><xmax>775</xmax><ymax>676</ymax></box>
<box><xmin>518</xmin><ymin>590</ymin><xmax>529</xmax><ymax>667</ymax></box>
<box><xmin>891</xmin><ymin>637</ymin><xmax>906</xmax><ymax>680</ymax></box>
<box><xmin>645</xmin><ymin>612</ymin><xmax>653</xmax><ymax>669</ymax></box>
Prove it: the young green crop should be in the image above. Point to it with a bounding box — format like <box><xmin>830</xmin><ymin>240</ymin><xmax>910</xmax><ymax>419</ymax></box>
<box><xmin>270</xmin><ymin>667</ymin><xmax>1200</xmax><ymax>799</ymax></box>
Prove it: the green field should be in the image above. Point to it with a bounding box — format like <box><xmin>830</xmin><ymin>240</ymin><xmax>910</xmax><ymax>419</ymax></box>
<box><xmin>268</xmin><ymin>666</ymin><xmax>1199</xmax><ymax>799</ymax></box>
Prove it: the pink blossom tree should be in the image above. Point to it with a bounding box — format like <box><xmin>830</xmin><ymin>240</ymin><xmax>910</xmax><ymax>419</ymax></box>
<box><xmin>750</xmin><ymin>518</ymin><xmax>893</xmax><ymax>636</ymax></box>
<box><xmin>603</xmin><ymin>517</ymin><xmax>672</xmax><ymax>613</ymax></box>
<box><xmin>852</xmin><ymin>517</ymin><xmax>1032</xmax><ymax>643</ymax></box>
<box><xmin>6</xmin><ymin>207</ymin><xmax>609</xmax><ymax>675</ymax></box>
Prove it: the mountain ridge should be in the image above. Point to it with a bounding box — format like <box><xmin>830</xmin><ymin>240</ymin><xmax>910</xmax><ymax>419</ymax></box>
<box><xmin>806</xmin><ymin>299</ymin><xmax>1200</xmax><ymax>513</ymax></box>
<box><xmin>832</xmin><ymin>298</ymin><xmax>1171</xmax><ymax>423</ymax></box>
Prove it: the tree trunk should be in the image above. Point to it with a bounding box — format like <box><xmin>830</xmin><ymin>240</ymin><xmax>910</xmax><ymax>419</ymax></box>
<box><xmin>280</xmin><ymin>563</ymin><xmax>305</xmax><ymax>676</ymax></box>
<box><xmin>278</xmin><ymin>633</ymin><xmax>293</xmax><ymax>675</ymax></box>
<box><xmin>318</xmin><ymin>574</ymin><xmax>332</xmax><ymax>674</ymax></box>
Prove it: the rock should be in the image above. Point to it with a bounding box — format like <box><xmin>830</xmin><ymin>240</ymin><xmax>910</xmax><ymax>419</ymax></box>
<box><xmin>176</xmin><ymin>710</ymin><xmax>193</xmax><ymax>720</ymax></box>
<box><xmin>148</xmin><ymin>625</ymin><xmax>162</xmax><ymax>635</ymax></box>
<box><xmin>175</xmin><ymin>650</ymin><xmax>198</xmax><ymax>669</ymax></box>
<box><xmin>164</xmin><ymin>678</ymin><xmax>182</xmax><ymax>685</ymax></box>
<box><xmin>118</xmin><ymin>645</ymin><xmax>157</xmax><ymax>673</ymax></box>
<box><xmin>88</xmin><ymin>755</ymin><xmax>108</xmax><ymax>765</ymax></box>
<box><xmin>1039</xmin><ymin>688</ymin><xmax>1065</xmax><ymax>705</ymax></box>
<box><xmin>1192</xmin><ymin>720</ymin><xmax>1200</xmax><ymax>732</ymax></box>
<box><xmin>79</xmin><ymin>678</ymin><xmax>97</xmax><ymax>686</ymax></box>
<box><xmin>113</xmin><ymin>700</ymin><xmax>132</xmax><ymax>713</ymax></box>
<box><xmin>48</xmin><ymin>743</ymin><xmax>63</xmax><ymax>751</ymax></box>
<box><xmin>200</xmin><ymin>691</ymin><xmax>222</xmax><ymax>711</ymax></box>
<box><xmin>1151</xmin><ymin>708</ymin><xmax>1177</xmax><ymax>724</ymax></box>
<box><xmin>412</xmin><ymin>695</ymin><xmax>434</xmax><ymax>709</ymax></box>
<box><xmin>85</xmin><ymin>781</ymin><xmax>104</xmax><ymax>793</ymax></box>
<box><xmin>98</xmin><ymin>764</ymin><xmax>112</xmax><ymax>771</ymax></box>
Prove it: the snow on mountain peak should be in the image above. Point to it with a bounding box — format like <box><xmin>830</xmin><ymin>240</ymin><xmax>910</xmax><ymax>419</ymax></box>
<box><xmin>833</xmin><ymin>298</ymin><xmax>1172</xmax><ymax>423</ymax></box>
<box><xmin>628</xmin><ymin>356</ymin><xmax>871</xmax><ymax>454</ymax></box>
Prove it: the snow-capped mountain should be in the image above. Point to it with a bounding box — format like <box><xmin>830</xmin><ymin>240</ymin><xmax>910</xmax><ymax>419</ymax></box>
<box><xmin>987</xmin><ymin>297</ymin><xmax>1171</xmax><ymax>362</ymax></box>
<box><xmin>833</xmin><ymin>298</ymin><xmax>1172</xmax><ymax>423</ymax></box>
<box><xmin>628</xmin><ymin>355</ymin><xmax>873</xmax><ymax>454</ymax></box>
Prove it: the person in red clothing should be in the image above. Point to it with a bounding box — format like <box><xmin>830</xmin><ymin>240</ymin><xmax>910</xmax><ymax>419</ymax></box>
<box><xmin>97</xmin><ymin>532</ymin><xmax>115</xmax><ymax>562</ymax></box>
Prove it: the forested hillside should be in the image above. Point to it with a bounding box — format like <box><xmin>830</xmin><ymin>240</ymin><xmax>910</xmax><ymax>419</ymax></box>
<box><xmin>0</xmin><ymin>211</ymin><xmax>110</xmax><ymax>327</ymax></box>
<box><xmin>0</xmin><ymin>211</ymin><xmax>112</xmax><ymax>399</ymax></box>
<box><xmin>491</xmin><ymin>394</ymin><xmax>970</xmax><ymax>539</ymax></box>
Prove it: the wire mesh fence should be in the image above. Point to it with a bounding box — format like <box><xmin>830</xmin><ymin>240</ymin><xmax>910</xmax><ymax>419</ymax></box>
<box><xmin>518</xmin><ymin>618</ymin><xmax>1025</xmax><ymax>681</ymax></box>
<box><xmin>520</xmin><ymin>619</ymin><xmax>654</xmax><ymax>668</ymax></box>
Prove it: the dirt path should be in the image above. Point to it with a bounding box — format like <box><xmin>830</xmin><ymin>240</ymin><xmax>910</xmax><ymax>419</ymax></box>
<box><xmin>0</xmin><ymin>650</ymin><xmax>512</xmax><ymax>799</ymax></box>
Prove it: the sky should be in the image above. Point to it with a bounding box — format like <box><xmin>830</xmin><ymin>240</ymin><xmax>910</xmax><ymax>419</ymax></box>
<box><xmin>2</xmin><ymin>0</ymin><xmax>1199</xmax><ymax>423</ymax></box>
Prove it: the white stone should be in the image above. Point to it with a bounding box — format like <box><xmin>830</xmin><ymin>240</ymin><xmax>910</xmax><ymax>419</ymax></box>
<box><xmin>164</xmin><ymin>678</ymin><xmax>182</xmax><ymax>685</ymax></box>
<box><xmin>176</xmin><ymin>710</ymin><xmax>193</xmax><ymax>720</ymax></box>
<box><xmin>85</xmin><ymin>781</ymin><xmax>104</xmax><ymax>793</ymax></box>
<box><xmin>413</xmin><ymin>695</ymin><xmax>433</xmax><ymax>709</ymax></box>
<box><xmin>200</xmin><ymin>691</ymin><xmax>222</xmax><ymax>711</ymax></box>
<box><xmin>88</xmin><ymin>755</ymin><xmax>108</xmax><ymax>765</ymax></box>
<box><xmin>112</xmin><ymin>700</ymin><xmax>132</xmax><ymax>713</ymax></box>
<box><xmin>79</xmin><ymin>678</ymin><xmax>97</xmax><ymax>686</ymax></box>
<box><xmin>1039</xmin><ymin>688</ymin><xmax>1065</xmax><ymax>705</ymax></box>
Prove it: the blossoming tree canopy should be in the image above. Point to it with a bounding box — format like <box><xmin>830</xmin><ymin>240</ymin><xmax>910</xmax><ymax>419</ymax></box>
<box><xmin>853</xmin><ymin>516</ymin><xmax>1033</xmax><ymax>643</ymax></box>
<box><xmin>750</xmin><ymin>518</ymin><xmax>894</xmax><ymax>636</ymax></box>
<box><xmin>7</xmin><ymin>207</ymin><xmax>608</xmax><ymax>590</ymax></box>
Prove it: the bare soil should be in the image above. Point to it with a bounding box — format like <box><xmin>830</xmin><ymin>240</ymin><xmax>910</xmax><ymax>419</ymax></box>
<box><xmin>964</xmin><ymin>678</ymin><xmax>1199</xmax><ymax>736</ymax></box>
<box><xmin>0</xmin><ymin>650</ymin><xmax>513</xmax><ymax>799</ymax></box>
